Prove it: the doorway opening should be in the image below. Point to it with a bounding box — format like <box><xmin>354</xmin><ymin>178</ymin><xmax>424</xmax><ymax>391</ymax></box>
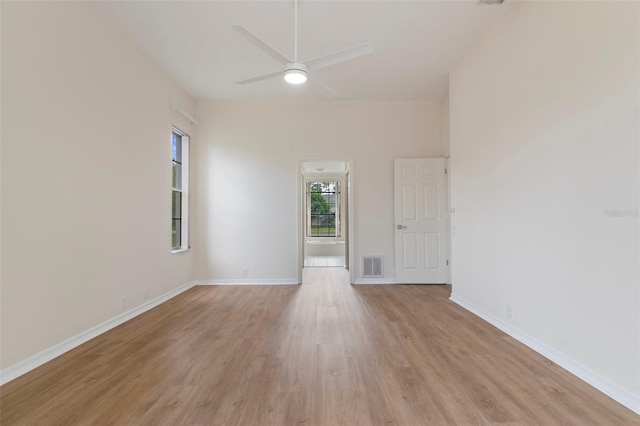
<box><xmin>299</xmin><ymin>161</ymin><xmax>352</xmax><ymax>281</ymax></box>
<box><xmin>305</xmin><ymin>180</ymin><xmax>344</xmax><ymax>267</ymax></box>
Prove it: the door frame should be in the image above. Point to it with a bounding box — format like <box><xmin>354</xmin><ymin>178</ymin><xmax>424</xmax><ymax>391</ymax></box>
<box><xmin>297</xmin><ymin>159</ymin><xmax>354</xmax><ymax>283</ymax></box>
<box><xmin>445</xmin><ymin>157</ymin><xmax>452</xmax><ymax>285</ymax></box>
<box><xmin>393</xmin><ymin>157</ymin><xmax>450</xmax><ymax>284</ymax></box>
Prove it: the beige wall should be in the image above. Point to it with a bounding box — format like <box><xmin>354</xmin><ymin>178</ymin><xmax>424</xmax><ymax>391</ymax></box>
<box><xmin>440</xmin><ymin>95</ymin><xmax>450</xmax><ymax>158</ymax></box>
<box><xmin>193</xmin><ymin>101</ymin><xmax>443</xmax><ymax>282</ymax></box>
<box><xmin>449</xmin><ymin>0</ymin><xmax>639</xmax><ymax>407</ymax></box>
<box><xmin>6</xmin><ymin>1</ymin><xmax>636</xmax><ymax>412</ymax></box>
<box><xmin>1</xmin><ymin>2</ymin><xmax>196</xmax><ymax>368</ymax></box>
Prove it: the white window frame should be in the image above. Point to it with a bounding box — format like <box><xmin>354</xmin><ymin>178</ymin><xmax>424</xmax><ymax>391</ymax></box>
<box><xmin>304</xmin><ymin>175</ymin><xmax>345</xmax><ymax>242</ymax></box>
<box><xmin>172</xmin><ymin>127</ymin><xmax>190</xmax><ymax>253</ymax></box>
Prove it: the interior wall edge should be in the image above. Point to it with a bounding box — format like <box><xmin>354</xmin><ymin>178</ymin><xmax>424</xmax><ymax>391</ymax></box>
<box><xmin>0</xmin><ymin>281</ymin><xmax>196</xmax><ymax>386</ymax></box>
<box><xmin>450</xmin><ymin>293</ymin><xmax>640</xmax><ymax>415</ymax></box>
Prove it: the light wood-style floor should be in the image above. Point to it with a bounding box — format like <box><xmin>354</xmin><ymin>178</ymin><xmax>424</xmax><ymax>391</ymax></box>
<box><xmin>1</xmin><ymin>268</ymin><xmax>638</xmax><ymax>425</ymax></box>
<box><xmin>304</xmin><ymin>256</ymin><xmax>345</xmax><ymax>267</ymax></box>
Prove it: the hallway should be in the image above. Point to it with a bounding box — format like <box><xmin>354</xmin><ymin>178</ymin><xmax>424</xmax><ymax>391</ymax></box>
<box><xmin>303</xmin><ymin>255</ymin><xmax>345</xmax><ymax>267</ymax></box>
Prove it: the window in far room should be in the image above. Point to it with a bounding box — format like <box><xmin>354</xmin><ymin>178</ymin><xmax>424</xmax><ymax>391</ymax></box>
<box><xmin>307</xmin><ymin>181</ymin><xmax>340</xmax><ymax>237</ymax></box>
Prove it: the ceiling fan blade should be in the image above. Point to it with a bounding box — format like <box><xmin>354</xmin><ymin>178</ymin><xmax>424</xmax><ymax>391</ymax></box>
<box><xmin>235</xmin><ymin>70</ymin><xmax>283</xmax><ymax>85</ymax></box>
<box><xmin>308</xmin><ymin>72</ymin><xmax>338</xmax><ymax>97</ymax></box>
<box><xmin>305</xmin><ymin>42</ymin><xmax>374</xmax><ymax>70</ymax></box>
<box><xmin>232</xmin><ymin>25</ymin><xmax>291</xmax><ymax>66</ymax></box>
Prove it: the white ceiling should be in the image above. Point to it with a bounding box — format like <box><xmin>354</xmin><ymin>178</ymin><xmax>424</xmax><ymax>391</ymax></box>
<box><xmin>97</xmin><ymin>1</ymin><xmax>505</xmax><ymax>102</ymax></box>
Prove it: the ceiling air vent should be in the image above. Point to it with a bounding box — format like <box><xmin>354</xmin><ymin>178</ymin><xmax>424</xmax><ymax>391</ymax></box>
<box><xmin>362</xmin><ymin>256</ymin><xmax>383</xmax><ymax>278</ymax></box>
<box><xmin>479</xmin><ymin>0</ymin><xmax>504</xmax><ymax>4</ymax></box>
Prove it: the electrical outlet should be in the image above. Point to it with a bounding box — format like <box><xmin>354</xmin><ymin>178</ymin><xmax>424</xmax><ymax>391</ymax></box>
<box><xmin>242</xmin><ymin>268</ymin><xmax>248</xmax><ymax>277</ymax></box>
<box><xmin>506</xmin><ymin>304</ymin><xmax>513</xmax><ymax>320</ymax></box>
<box><xmin>144</xmin><ymin>288</ymin><xmax>150</xmax><ymax>301</ymax></box>
<box><xmin>121</xmin><ymin>296</ymin><xmax>127</xmax><ymax>310</ymax></box>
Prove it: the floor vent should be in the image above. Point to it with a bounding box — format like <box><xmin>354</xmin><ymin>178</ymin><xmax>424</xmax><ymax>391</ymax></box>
<box><xmin>362</xmin><ymin>256</ymin><xmax>383</xmax><ymax>278</ymax></box>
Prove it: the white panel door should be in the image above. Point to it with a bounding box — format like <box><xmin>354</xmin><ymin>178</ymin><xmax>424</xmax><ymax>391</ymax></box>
<box><xmin>394</xmin><ymin>158</ymin><xmax>448</xmax><ymax>283</ymax></box>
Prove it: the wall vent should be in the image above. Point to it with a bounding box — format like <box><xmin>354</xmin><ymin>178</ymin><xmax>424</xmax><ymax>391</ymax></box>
<box><xmin>362</xmin><ymin>256</ymin><xmax>383</xmax><ymax>278</ymax></box>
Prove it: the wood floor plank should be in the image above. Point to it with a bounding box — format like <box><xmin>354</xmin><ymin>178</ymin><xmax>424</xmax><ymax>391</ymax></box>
<box><xmin>1</xmin><ymin>268</ymin><xmax>638</xmax><ymax>425</ymax></box>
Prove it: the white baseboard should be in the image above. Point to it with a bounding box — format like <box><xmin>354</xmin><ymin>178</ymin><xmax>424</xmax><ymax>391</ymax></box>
<box><xmin>449</xmin><ymin>293</ymin><xmax>640</xmax><ymax>415</ymax></box>
<box><xmin>352</xmin><ymin>278</ymin><xmax>397</xmax><ymax>284</ymax></box>
<box><xmin>0</xmin><ymin>281</ymin><xmax>196</xmax><ymax>386</ymax></box>
<box><xmin>195</xmin><ymin>278</ymin><xmax>299</xmax><ymax>285</ymax></box>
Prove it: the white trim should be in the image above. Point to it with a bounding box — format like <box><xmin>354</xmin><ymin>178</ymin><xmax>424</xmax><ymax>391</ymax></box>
<box><xmin>195</xmin><ymin>279</ymin><xmax>299</xmax><ymax>286</ymax></box>
<box><xmin>0</xmin><ymin>281</ymin><xmax>196</xmax><ymax>386</ymax></box>
<box><xmin>352</xmin><ymin>278</ymin><xmax>398</xmax><ymax>285</ymax></box>
<box><xmin>444</xmin><ymin>157</ymin><xmax>452</xmax><ymax>285</ymax></box>
<box><xmin>171</xmin><ymin>247</ymin><xmax>190</xmax><ymax>254</ymax></box>
<box><xmin>170</xmin><ymin>105</ymin><xmax>199</xmax><ymax>126</ymax></box>
<box><xmin>449</xmin><ymin>293</ymin><xmax>640</xmax><ymax>415</ymax></box>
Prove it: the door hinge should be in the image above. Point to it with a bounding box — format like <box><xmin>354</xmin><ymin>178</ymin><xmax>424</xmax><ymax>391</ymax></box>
<box><xmin>446</xmin><ymin>259</ymin><xmax>449</xmax><ymax>266</ymax></box>
<box><xmin>445</xmin><ymin>168</ymin><xmax>448</xmax><ymax>175</ymax></box>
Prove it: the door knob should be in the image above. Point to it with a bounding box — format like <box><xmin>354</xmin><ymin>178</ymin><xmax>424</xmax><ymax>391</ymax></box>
<box><xmin>396</xmin><ymin>225</ymin><xmax>407</xmax><ymax>230</ymax></box>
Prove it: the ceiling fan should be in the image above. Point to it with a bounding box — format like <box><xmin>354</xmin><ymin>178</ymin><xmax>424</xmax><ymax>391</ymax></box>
<box><xmin>233</xmin><ymin>0</ymin><xmax>374</xmax><ymax>96</ymax></box>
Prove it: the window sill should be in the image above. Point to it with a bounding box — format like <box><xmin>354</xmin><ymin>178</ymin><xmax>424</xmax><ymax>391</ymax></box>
<box><xmin>305</xmin><ymin>239</ymin><xmax>344</xmax><ymax>244</ymax></box>
<box><xmin>171</xmin><ymin>247</ymin><xmax>190</xmax><ymax>254</ymax></box>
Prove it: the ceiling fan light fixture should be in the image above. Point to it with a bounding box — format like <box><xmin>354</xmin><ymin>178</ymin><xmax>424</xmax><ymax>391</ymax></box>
<box><xmin>284</xmin><ymin>63</ymin><xmax>308</xmax><ymax>84</ymax></box>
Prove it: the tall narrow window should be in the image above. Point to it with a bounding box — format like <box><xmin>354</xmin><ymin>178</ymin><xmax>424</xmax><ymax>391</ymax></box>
<box><xmin>172</xmin><ymin>128</ymin><xmax>189</xmax><ymax>251</ymax></box>
<box><xmin>307</xmin><ymin>181</ymin><xmax>340</xmax><ymax>237</ymax></box>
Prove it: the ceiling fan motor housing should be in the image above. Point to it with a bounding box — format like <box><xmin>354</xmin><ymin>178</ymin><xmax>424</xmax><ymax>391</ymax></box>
<box><xmin>284</xmin><ymin>63</ymin><xmax>308</xmax><ymax>84</ymax></box>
